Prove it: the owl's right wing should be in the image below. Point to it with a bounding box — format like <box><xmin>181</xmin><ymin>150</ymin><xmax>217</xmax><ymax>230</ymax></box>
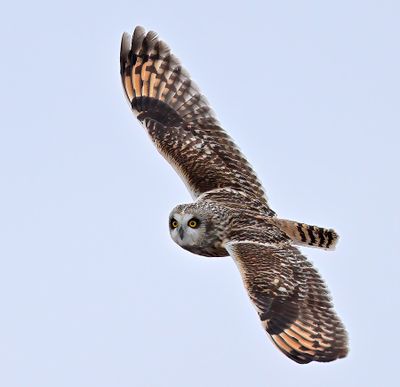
<box><xmin>120</xmin><ymin>27</ymin><xmax>268</xmax><ymax>205</ymax></box>
<box><xmin>225</xmin><ymin>239</ymin><xmax>348</xmax><ymax>364</ymax></box>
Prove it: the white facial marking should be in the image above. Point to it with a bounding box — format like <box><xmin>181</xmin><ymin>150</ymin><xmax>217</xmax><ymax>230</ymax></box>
<box><xmin>170</xmin><ymin>213</ymin><xmax>202</xmax><ymax>247</ymax></box>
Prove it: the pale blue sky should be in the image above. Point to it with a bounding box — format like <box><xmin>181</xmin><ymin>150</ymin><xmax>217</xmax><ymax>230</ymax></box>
<box><xmin>1</xmin><ymin>1</ymin><xmax>399</xmax><ymax>386</ymax></box>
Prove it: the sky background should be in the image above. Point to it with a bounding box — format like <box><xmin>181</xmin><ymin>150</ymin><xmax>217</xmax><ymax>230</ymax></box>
<box><xmin>1</xmin><ymin>1</ymin><xmax>399</xmax><ymax>386</ymax></box>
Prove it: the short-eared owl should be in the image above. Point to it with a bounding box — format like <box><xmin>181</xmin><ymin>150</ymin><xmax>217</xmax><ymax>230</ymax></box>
<box><xmin>120</xmin><ymin>26</ymin><xmax>348</xmax><ymax>364</ymax></box>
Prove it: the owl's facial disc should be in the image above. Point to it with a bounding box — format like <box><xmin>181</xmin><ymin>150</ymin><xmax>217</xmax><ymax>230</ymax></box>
<box><xmin>169</xmin><ymin>212</ymin><xmax>203</xmax><ymax>247</ymax></box>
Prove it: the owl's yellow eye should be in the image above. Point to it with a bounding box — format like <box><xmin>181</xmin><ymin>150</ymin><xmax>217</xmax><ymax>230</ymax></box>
<box><xmin>170</xmin><ymin>219</ymin><xmax>179</xmax><ymax>229</ymax></box>
<box><xmin>188</xmin><ymin>218</ymin><xmax>200</xmax><ymax>228</ymax></box>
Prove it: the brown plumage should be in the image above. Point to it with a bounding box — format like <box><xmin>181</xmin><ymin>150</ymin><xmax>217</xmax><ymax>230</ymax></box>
<box><xmin>120</xmin><ymin>27</ymin><xmax>267</xmax><ymax>203</ymax></box>
<box><xmin>226</xmin><ymin>241</ymin><xmax>347</xmax><ymax>363</ymax></box>
<box><xmin>120</xmin><ymin>26</ymin><xmax>348</xmax><ymax>364</ymax></box>
<box><xmin>271</xmin><ymin>218</ymin><xmax>339</xmax><ymax>250</ymax></box>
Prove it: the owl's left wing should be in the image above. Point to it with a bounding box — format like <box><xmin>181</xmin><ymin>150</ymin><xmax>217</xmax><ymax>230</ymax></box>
<box><xmin>225</xmin><ymin>239</ymin><xmax>348</xmax><ymax>364</ymax></box>
<box><xmin>120</xmin><ymin>27</ymin><xmax>268</xmax><ymax>204</ymax></box>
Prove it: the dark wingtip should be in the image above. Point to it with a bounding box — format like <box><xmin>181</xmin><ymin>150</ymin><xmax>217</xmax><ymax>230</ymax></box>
<box><xmin>120</xmin><ymin>32</ymin><xmax>131</xmax><ymax>65</ymax></box>
<box><xmin>131</xmin><ymin>26</ymin><xmax>146</xmax><ymax>53</ymax></box>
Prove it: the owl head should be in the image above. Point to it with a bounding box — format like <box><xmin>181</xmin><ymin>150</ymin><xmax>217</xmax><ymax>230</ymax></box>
<box><xmin>168</xmin><ymin>203</ymin><xmax>229</xmax><ymax>257</ymax></box>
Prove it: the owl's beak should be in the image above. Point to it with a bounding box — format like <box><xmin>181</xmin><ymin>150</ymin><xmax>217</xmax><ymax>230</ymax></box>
<box><xmin>178</xmin><ymin>227</ymin><xmax>185</xmax><ymax>240</ymax></box>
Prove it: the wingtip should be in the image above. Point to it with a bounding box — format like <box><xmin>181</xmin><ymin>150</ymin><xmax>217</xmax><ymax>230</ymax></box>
<box><xmin>270</xmin><ymin>323</ymin><xmax>349</xmax><ymax>364</ymax></box>
<box><xmin>120</xmin><ymin>32</ymin><xmax>131</xmax><ymax>61</ymax></box>
<box><xmin>131</xmin><ymin>25</ymin><xmax>146</xmax><ymax>53</ymax></box>
<box><xmin>133</xmin><ymin>25</ymin><xmax>145</xmax><ymax>37</ymax></box>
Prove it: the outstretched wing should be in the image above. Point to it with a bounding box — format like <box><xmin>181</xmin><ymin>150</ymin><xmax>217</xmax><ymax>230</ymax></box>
<box><xmin>120</xmin><ymin>26</ymin><xmax>268</xmax><ymax>204</ymax></box>
<box><xmin>225</xmin><ymin>239</ymin><xmax>348</xmax><ymax>364</ymax></box>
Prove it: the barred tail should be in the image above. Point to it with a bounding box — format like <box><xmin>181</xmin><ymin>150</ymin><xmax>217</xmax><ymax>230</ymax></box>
<box><xmin>273</xmin><ymin>219</ymin><xmax>339</xmax><ymax>250</ymax></box>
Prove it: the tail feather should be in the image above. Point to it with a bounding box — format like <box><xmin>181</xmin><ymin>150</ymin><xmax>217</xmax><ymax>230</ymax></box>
<box><xmin>273</xmin><ymin>219</ymin><xmax>339</xmax><ymax>250</ymax></box>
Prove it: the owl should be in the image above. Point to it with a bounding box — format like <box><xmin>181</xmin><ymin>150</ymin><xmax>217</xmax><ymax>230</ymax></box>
<box><xmin>120</xmin><ymin>26</ymin><xmax>348</xmax><ymax>364</ymax></box>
